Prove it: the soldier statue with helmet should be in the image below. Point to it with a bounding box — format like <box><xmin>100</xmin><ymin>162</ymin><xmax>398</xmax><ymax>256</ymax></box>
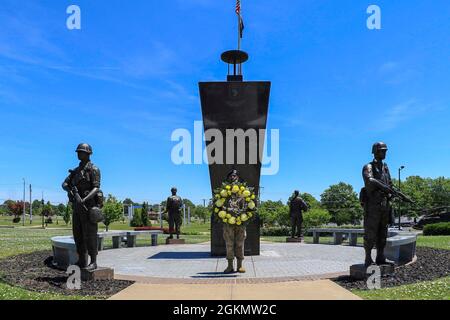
<box><xmin>361</xmin><ymin>142</ymin><xmax>413</xmax><ymax>267</ymax></box>
<box><xmin>62</xmin><ymin>143</ymin><xmax>104</xmax><ymax>271</ymax></box>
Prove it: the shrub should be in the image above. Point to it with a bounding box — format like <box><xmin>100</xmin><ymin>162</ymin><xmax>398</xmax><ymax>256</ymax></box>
<box><xmin>130</xmin><ymin>209</ymin><xmax>143</xmax><ymax>227</ymax></box>
<box><xmin>261</xmin><ymin>227</ymin><xmax>291</xmax><ymax>237</ymax></box>
<box><xmin>303</xmin><ymin>209</ymin><xmax>332</xmax><ymax>230</ymax></box>
<box><xmin>423</xmin><ymin>222</ymin><xmax>450</xmax><ymax>236</ymax></box>
<box><xmin>12</xmin><ymin>217</ymin><xmax>21</xmax><ymax>224</ymax></box>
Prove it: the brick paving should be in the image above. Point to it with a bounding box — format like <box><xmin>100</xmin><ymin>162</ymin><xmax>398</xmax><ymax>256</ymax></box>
<box><xmin>98</xmin><ymin>243</ymin><xmax>363</xmax><ymax>284</ymax></box>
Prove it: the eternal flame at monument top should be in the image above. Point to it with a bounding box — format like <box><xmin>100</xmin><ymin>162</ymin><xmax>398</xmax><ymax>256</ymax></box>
<box><xmin>199</xmin><ymin>26</ymin><xmax>271</xmax><ymax>256</ymax></box>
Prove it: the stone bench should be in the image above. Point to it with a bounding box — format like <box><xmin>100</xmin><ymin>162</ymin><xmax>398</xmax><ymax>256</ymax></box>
<box><xmin>97</xmin><ymin>231</ymin><xmax>128</xmax><ymax>251</ymax></box>
<box><xmin>124</xmin><ymin>230</ymin><xmax>163</xmax><ymax>248</ymax></box>
<box><xmin>51</xmin><ymin>236</ymin><xmax>78</xmax><ymax>269</ymax></box>
<box><xmin>385</xmin><ymin>233</ymin><xmax>417</xmax><ymax>265</ymax></box>
<box><xmin>309</xmin><ymin>228</ymin><xmax>365</xmax><ymax>246</ymax></box>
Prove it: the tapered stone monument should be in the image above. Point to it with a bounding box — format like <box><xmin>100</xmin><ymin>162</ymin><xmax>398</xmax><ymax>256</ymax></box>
<box><xmin>199</xmin><ymin>50</ymin><xmax>271</xmax><ymax>256</ymax></box>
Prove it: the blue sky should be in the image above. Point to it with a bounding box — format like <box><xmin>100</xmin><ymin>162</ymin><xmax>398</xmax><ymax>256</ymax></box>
<box><xmin>0</xmin><ymin>0</ymin><xmax>449</xmax><ymax>205</ymax></box>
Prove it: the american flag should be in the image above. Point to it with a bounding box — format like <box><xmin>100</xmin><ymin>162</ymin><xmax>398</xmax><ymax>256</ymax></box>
<box><xmin>236</xmin><ymin>0</ymin><xmax>244</xmax><ymax>38</ymax></box>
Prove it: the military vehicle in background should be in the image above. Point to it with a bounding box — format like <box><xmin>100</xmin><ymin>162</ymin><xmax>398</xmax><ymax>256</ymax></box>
<box><xmin>414</xmin><ymin>206</ymin><xmax>450</xmax><ymax>230</ymax></box>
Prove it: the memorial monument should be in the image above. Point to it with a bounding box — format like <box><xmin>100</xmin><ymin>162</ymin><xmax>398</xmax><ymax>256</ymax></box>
<box><xmin>199</xmin><ymin>5</ymin><xmax>270</xmax><ymax>256</ymax></box>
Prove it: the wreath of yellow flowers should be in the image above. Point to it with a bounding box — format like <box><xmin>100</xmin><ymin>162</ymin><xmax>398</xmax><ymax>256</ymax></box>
<box><xmin>213</xmin><ymin>181</ymin><xmax>257</xmax><ymax>226</ymax></box>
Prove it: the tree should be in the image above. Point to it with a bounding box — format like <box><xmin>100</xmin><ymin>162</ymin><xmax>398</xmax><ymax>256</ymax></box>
<box><xmin>259</xmin><ymin>200</ymin><xmax>289</xmax><ymax>227</ymax></box>
<box><xmin>57</xmin><ymin>203</ymin><xmax>66</xmax><ymax>216</ymax></box>
<box><xmin>141</xmin><ymin>202</ymin><xmax>149</xmax><ymax>227</ymax></box>
<box><xmin>321</xmin><ymin>182</ymin><xmax>363</xmax><ymax>226</ymax></box>
<box><xmin>6</xmin><ymin>201</ymin><xmax>24</xmax><ymax>218</ymax></box>
<box><xmin>193</xmin><ymin>206</ymin><xmax>209</xmax><ymax>223</ymax></box>
<box><xmin>301</xmin><ymin>193</ymin><xmax>321</xmax><ymax>209</ymax></box>
<box><xmin>63</xmin><ymin>203</ymin><xmax>72</xmax><ymax>225</ymax></box>
<box><xmin>102</xmin><ymin>195</ymin><xmax>123</xmax><ymax>232</ymax></box>
<box><xmin>130</xmin><ymin>209</ymin><xmax>143</xmax><ymax>227</ymax></box>
<box><xmin>183</xmin><ymin>198</ymin><xmax>195</xmax><ymax>210</ymax></box>
<box><xmin>303</xmin><ymin>208</ymin><xmax>332</xmax><ymax>230</ymax></box>
<box><xmin>32</xmin><ymin>199</ymin><xmax>42</xmax><ymax>212</ymax></box>
<box><xmin>430</xmin><ymin>177</ymin><xmax>450</xmax><ymax>208</ymax></box>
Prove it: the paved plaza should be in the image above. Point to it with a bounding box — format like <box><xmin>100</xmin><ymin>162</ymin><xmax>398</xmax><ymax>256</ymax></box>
<box><xmin>98</xmin><ymin>242</ymin><xmax>364</xmax><ymax>284</ymax></box>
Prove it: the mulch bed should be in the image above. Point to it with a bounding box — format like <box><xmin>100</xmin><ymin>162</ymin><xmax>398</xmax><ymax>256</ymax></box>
<box><xmin>0</xmin><ymin>251</ymin><xmax>133</xmax><ymax>299</ymax></box>
<box><xmin>334</xmin><ymin>247</ymin><xmax>450</xmax><ymax>290</ymax></box>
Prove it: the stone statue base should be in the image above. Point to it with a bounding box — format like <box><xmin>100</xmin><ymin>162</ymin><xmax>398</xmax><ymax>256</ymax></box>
<box><xmin>286</xmin><ymin>237</ymin><xmax>303</xmax><ymax>243</ymax></box>
<box><xmin>81</xmin><ymin>267</ymin><xmax>114</xmax><ymax>281</ymax></box>
<box><xmin>349</xmin><ymin>263</ymin><xmax>395</xmax><ymax>280</ymax></box>
<box><xmin>166</xmin><ymin>238</ymin><xmax>186</xmax><ymax>245</ymax></box>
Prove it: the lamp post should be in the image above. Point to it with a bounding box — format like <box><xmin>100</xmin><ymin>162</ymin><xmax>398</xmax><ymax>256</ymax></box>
<box><xmin>398</xmin><ymin>166</ymin><xmax>405</xmax><ymax>230</ymax></box>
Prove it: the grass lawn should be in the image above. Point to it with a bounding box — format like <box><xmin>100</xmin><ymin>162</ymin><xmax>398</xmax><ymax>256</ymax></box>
<box><xmin>353</xmin><ymin>277</ymin><xmax>450</xmax><ymax>300</ymax></box>
<box><xmin>0</xmin><ymin>224</ymin><xmax>448</xmax><ymax>300</ymax></box>
<box><xmin>0</xmin><ymin>282</ymin><xmax>92</xmax><ymax>300</ymax></box>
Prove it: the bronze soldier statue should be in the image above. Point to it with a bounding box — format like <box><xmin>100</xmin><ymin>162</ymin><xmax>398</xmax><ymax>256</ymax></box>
<box><xmin>361</xmin><ymin>142</ymin><xmax>414</xmax><ymax>267</ymax></box>
<box><xmin>165</xmin><ymin>187</ymin><xmax>183</xmax><ymax>239</ymax></box>
<box><xmin>62</xmin><ymin>143</ymin><xmax>103</xmax><ymax>271</ymax></box>
<box><xmin>223</xmin><ymin>169</ymin><xmax>247</xmax><ymax>274</ymax></box>
<box><xmin>362</xmin><ymin>142</ymin><xmax>392</xmax><ymax>267</ymax></box>
<box><xmin>288</xmin><ymin>190</ymin><xmax>309</xmax><ymax>239</ymax></box>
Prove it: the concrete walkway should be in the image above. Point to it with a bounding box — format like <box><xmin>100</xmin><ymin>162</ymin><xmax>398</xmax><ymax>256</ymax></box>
<box><xmin>109</xmin><ymin>279</ymin><xmax>361</xmax><ymax>300</ymax></box>
<box><xmin>98</xmin><ymin>243</ymin><xmax>364</xmax><ymax>281</ymax></box>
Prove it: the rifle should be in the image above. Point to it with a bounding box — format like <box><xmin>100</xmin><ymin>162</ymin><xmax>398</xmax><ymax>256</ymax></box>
<box><xmin>370</xmin><ymin>178</ymin><xmax>415</xmax><ymax>204</ymax></box>
<box><xmin>69</xmin><ymin>186</ymin><xmax>89</xmax><ymax>212</ymax></box>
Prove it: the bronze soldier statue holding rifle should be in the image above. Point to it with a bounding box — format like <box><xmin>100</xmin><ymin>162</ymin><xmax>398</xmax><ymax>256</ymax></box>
<box><xmin>361</xmin><ymin>142</ymin><xmax>414</xmax><ymax>267</ymax></box>
<box><xmin>62</xmin><ymin>143</ymin><xmax>104</xmax><ymax>271</ymax></box>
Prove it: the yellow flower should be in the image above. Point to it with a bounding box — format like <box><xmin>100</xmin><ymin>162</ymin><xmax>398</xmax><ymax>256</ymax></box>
<box><xmin>215</xmin><ymin>194</ymin><xmax>220</xmax><ymax>199</ymax></box>
<box><xmin>245</xmin><ymin>197</ymin><xmax>251</xmax><ymax>202</ymax></box>
<box><xmin>223</xmin><ymin>219</ymin><xmax>228</xmax><ymax>223</ymax></box>
<box><xmin>232</xmin><ymin>185</ymin><xmax>240</xmax><ymax>193</ymax></box>
<box><xmin>215</xmin><ymin>199</ymin><xmax>225</xmax><ymax>208</ymax></box>
<box><xmin>225</xmin><ymin>185</ymin><xmax>231</xmax><ymax>190</ymax></box>
<box><xmin>226</xmin><ymin>214</ymin><xmax>232</xmax><ymax>219</ymax></box>
<box><xmin>227</xmin><ymin>191</ymin><xmax>232</xmax><ymax>196</ymax></box>
<box><xmin>236</xmin><ymin>221</ymin><xmax>242</xmax><ymax>226</ymax></box>
<box><xmin>243</xmin><ymin>190</ymin><xmax>251</xmax><ymax>198</ymax></box>
<box><xmin>228</xmin><ymin>217</ymin><xmax>236</xmax><ymax>225</ymax></box>
<box><xmin>214</xmin><ymin>208</ymin><xmax>219</xmax><ymax>213</ymax></box>
<box><xmin>220</xmin><ymin>190</ymin><xmax>228</xmax><ymax>198</ymax></box>
<box><xmin>248</xmin><ymin>213</ymin><xmax>253</xmax><ymax>218</ymax></box>
<box><xmin>240</xmin><ymin>186</ymin><xmax>245</xmax><ymax>191</ymax></box>
<box><xmin>251</xmin><ymin>194</ymin><xmax>256</xmax><ymax>200</ymax></box>
<box><xmin>218</xmin><ymin>211</ymin><xmax>227</xmax><ymax>219</ymax></box>
<box><xmin>248</xmin><ymin>201</ymin><xmax>256</xmax><ymax>210</ymax></box>
<box><xmin>241</xmin><ymin>214</ymin><xmax>248</xmax><ymax>222</ymax></box>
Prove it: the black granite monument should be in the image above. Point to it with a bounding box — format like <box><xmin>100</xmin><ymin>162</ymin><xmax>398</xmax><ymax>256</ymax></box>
<box><xmin>199</xmin><ymin>50</ymin><xmax>271</xmax><ymax>256</ymax></box>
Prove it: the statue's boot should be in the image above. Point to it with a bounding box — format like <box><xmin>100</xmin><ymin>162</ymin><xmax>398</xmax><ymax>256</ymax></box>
<box><xmin>237</xmin><ymin>259</ymin><xmax>246</xmax><ymax>273</ymax></box>
<box><xmin>375</xmin><ymin>250</ymin><xmax>387</xmax><ymax>265</ymax></box>
<box><xmin>85</xmin><ymin>255</ymin><xmax>97</xmax><ymax>271</ymax></box>
<box><xmin>224</xmin><ymin>259</ymin><xmax>235</xmax><ymax>274</ymax></box>
<box><xmin>364</xmin><ymin>247</ymin><xmax>374</xmax><ymax>267</ymax></box>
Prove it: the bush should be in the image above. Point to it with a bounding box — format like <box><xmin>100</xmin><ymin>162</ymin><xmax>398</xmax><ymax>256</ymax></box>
<box><xmin>261</xmin><ymin>227</ymin><xmax>291</xmax><ymax>237</ymax></box>
<box><xmin>130</xmin><ymin>209</ymin><xmax>143</xmax><ymax>227</ymax></box>
<box><xmin>12</xmin><ymin>217</ymin><xmax>20</xmax><ymax>224</ymax></box>
<box><xmin>303</xmin><ymin>209</ymin><xmax>332</xmax><ymax>230</ymax></box>
<box><xmin>423</xmin><ymin>222</ymin><xmax>450</xmax><ymax>236</ymax></box>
